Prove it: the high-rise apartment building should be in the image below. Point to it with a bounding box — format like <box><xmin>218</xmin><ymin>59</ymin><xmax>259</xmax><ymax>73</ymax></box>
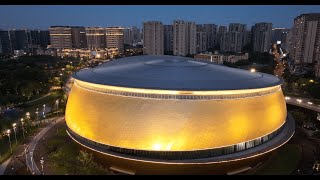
<box><xmin>0</xmin><ymin>30</ymin><xmax>12</xmax><ymax>54</ymax></box>
<box><xmin>163</xmin><ymin>25</ymin><xmax>173</xmax><ymax>53</ymax></box>
<box><xmin>218</xmin><ymin>26</ymin><xmax>227</xmax><ymax>51</ymax></box>
<box><xmin>143</xmin><ymin>21</ymin><xmax>164</xmax><ymax>55</ymax></box>
<box><xmin>202</xmin><ymin>24</ymin><xmax>218</xmax><ymax>49</ymax></box>
<box><xmin>85</xmin><ymin>27</ymin><xmax>106</xmax><ymax>50</ymax></box>
<box><xmin>132</xmin><ymin>26</ymin><xmax>142</xmax><ymax>45</ymax></box>
<box><xmin>291</xmin><ymin>13</ymin><xmax>320</xmax><ymax>64</ymax></box>
<box><xmin>123</xmin><ymin>28</ymin><xmax>133</xmax><ymax>45</ymax></box>
<box><xmin>173</xmin><ymin>20</ymin><xmax>196</xmax><ymax>56</ymax></box>
<box><xmin>272</xmin><ymin>28</ymin><xmax>290</xmax><ymax>52</ymax></box>
<box><xmin>196</xmin><ymin>25</ymin><xmax>207</xmax><ymax>53</ymax></box>
<box><xmin>49</xmin><ymin>26</ymin><xmax>73</xmax><ymax>49</ymax></box>
<box><xmin>221</xmin><ymin>31</ymin><xmax>243</xmax><ymax>53</ymax></box>
<box><xmin>252</xmin><ymin>23</ymin><xmax>273</xmax><ymax>53</ymax></box>
<box><xmin>10</xmin><ymin>30</ymin><xmax>30</xmax><ymax>52</ymax></box>
<box><xmin>220</xmin><ymin>23</ymin><xmax>246</xmax><ymax>52</ymax></box>
<box><xmin>106</xmin><ymin>27</ymin><xmax>124</xmax><ymax>53</ymax></box>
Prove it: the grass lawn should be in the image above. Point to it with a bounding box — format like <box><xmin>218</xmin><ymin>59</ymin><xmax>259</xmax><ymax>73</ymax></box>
<box><xmin>44</xmin><ymin>125</ymin><xmax>109</xmax><ymax>175</ymax></box>
<box><xmin>252</xmin><ymin>144</ymin><xmax>302</xmax><ymax>175</ymax></box>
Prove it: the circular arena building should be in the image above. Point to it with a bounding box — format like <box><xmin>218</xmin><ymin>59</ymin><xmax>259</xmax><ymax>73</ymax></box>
<box><xmin>65</xmin><ymin>55</ymin><xmax>295</xmax><ymax>175</ymax></box>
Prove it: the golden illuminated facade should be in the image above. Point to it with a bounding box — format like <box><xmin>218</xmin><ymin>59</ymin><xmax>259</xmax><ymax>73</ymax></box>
<box><xmin>65</xmin><ymin>55</ymin><xmax>295</xmax><ymax>175</ymax></box>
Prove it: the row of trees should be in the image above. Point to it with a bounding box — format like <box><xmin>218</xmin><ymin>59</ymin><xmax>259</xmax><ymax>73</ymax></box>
<box><xmin>47</xmin><ymin>128</ymin><xmax>109</xmax><ymax>175</ymax></box>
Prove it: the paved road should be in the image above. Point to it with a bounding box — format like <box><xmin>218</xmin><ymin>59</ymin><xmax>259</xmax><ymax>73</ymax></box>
<box><xmin>0</xmin><ymin>157</ymin><xmax>12</xmax><ymax>175</ymax></box>
<box><xmin>25</xmin><ymin>93</ymin><xmax>52</xmax><ymax>104</ymax></box>
<box><xmin>25</xmin><ymin>117</ymin><xmax>64</xmax><ymax>175</ymax></box>
<box><xmin>285</xmin><ymin>96</ymin><xmax>320</xmax><ymax>113</ymax></box>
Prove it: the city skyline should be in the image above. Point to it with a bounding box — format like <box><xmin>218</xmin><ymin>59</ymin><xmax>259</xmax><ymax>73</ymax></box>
<box><xmin>0</xmin><ymin>5</ymin><xmax>320</xmax><ymax>29</ymax></box>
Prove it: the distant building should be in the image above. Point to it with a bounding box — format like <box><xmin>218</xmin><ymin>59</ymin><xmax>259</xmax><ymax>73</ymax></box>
<box><xmin>0</xmin><ymin>30</ymin><xmax>12</xmax><ymax>54</ymax></box>
<box><xmin>221</xmin><ymin>31</ymin><xmax>243</xmax><ymax>53</ymax></box>
<box><xmin>163</xmin><ymin>25</ymin><xmax>173</xmax><ymax>53</ymax></box>
<box><xmin>272</xmin><ymin>28</ymin><xmax>290</xmax><ymax>52</ymax></box>
<box><xmin>13</xmin><ymin>50</ymin><xmax>26</xmax><ymax>57</ymax></box>
<box><xmin>71</xmin><ymin>27</ymin><xmax>87</xmax><ymax>49</ymax></box>
<box><xmin>196</xmin><ymin>25</ymin><xmax>206</xmax><ymax>52</ymax></box>
<box><xmin>28</xmin><ymin>30</ymin><xmax>50</xmax><ymax>54</ymax></box>
<box><xmin>85</xmin><ymin>27</ymin><xmax>106</xmax><ymax>50</ymax></box>
<box><xmin>123</xmin><ymin>28</ymin><xmax>133</xmax><ymax>45</ymax></box>
<box><xmin>39</xmin><ymin>30</ymin><xmax>50</xmax><ymax>49</ymax></box>
<box><xmin>56</xmin><ymin>48</ymin><xmax>119</xmax><ymax>59</ymax></box>
<box><xmin>132</xmin><ymin>26</ymin><xmax>142</xmax><ymax>45</ymax></box>
<box><xmin>106</xmin><ymin>27</ymin><xmax>124</xmax><ymax>54</ymax></box>
<box><xmin>198</xmin><ymin>24</ymin><xmax>218</xmax><ymax>50</ymax></box>
<box><xmin>218</xmin><ymin>26</ymin><xmax>227</xmax><ymax>51</ymax></box>
<box><xmin>243</xmin><ymin>30</ymin><xmax>251</xmax><ymax>47</ymax></box>
<box><xmin>252</xmin><ymin>23</ymin><xmax>272</xmax><ymax>53</ymax></box>
<box><xmin>291</xmin><ymin>13</ymin><xmax>320</xmax><ymax>64</ymax></box>
<box><xmin>10</xmin><ymin>30</ymin><xmax>30</xmax><ymax>52</ymax></box>
<box><xmin>194</xmin><ymin>52</ymin><xmax>249</xmax><ymax>64</ymax></box>
<box><xmin>173</xmin><ymin>20</ymin><xmax>196</xmax><ymax>56</ymax></box>
<box><xmin>49</xmin><ymin>26</ymin><xmax>73</xmax><ymax>49</ymax></box>
<box><xmin>143</xmin><ymin>21</ymin><xmax>164</xmax><ymax>55</ymax></box>
<box><xmin>229</xmin><ymin>23</ymin><xmax>246</xmax><ymax>50</ymax></box>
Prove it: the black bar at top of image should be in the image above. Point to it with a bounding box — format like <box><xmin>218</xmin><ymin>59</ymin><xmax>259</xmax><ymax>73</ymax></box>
<box><xmin>0</xmin><ymin>0</ymin><xmax>319</xmax><ymax>5</ymax></box>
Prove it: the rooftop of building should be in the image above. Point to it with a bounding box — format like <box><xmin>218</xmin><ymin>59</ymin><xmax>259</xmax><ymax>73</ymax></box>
<box><xmin>73</xmin><ymin>55</ymin><xmax>282</xmax><ymax>91</ymax></box>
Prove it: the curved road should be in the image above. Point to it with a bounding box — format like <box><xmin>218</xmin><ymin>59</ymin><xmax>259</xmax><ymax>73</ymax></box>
<box><xmin>25</xmin><ymin>117</ymin><xmax>64</xmax><ymax>175</ymax></box>
<box><xmin>285</xmin><ymin>96</ymin><xmax>320</xmax><ymax>113</ymax></box>
<box><xmin>0</xmin><ymin>157</ymin><xmax>12</xmax><ymax>175</ymax></box>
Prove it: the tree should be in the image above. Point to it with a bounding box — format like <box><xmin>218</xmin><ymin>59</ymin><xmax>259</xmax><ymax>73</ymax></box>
<box><xmin>291</xmin><ymin>111</ymin><xmax>307</xmax><ymax>126</ymax></box>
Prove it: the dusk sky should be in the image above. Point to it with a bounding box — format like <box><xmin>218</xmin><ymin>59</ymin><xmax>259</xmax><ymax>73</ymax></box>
<box><xmin>0</xmin><ymin>5</ymin><xmax>319</xmax><ymax>30</ymax></box>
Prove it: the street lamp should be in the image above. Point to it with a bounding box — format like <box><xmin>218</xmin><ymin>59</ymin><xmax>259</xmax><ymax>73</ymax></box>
<box><xmin>35</xmin><ymin>108</ymin><xmax>39</xmax><ymax>125</ymax></box>
<box><xmin>12</xmin><ymin>123</ymin><xmax>18</xmax><ymax>145</ymax></box>
<box><xmin>6</xmin><ymin>129</ymin><xmax>12</xmax><ymax>153</ymax></box>
<box><xmin>60</xmin><ymin>73</ymin><xmax>63</xmax><ymax>83</ymax></box>
<box><xmin>250</xmin><ymin>68</ymin><xmax>256</xmax><ymax>73</ymax></box>
<box><xmin>26</xmin><ymin>112</ymin><xmax>30</xmax><ymax>120</ymax></box>
<box><xmin>21</xmin><ymin>118</ymin><xmax>25</xmax><ymax>139</ymax></box>
<box><xmin>40</xmin><ymin>157</ymin><xmax>44</xmax><ymax>175</ymax></box>
<box><xmin>43</xmin><ymin>104</ymin><xmax>46</xmax><ymax>123</ymax></box>
<box><xmin>55</xmin><ymin>99</ymin><xmax>59</xmax><ymax>116</ymax></box>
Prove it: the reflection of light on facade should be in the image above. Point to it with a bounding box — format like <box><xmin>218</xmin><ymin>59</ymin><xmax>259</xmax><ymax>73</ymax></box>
<box><xmin>75</xmin><ymin>79</ymin><xmax>280</xmax><ymax>97</ymax></box>
<box><xmin>50</xmin><ymin>34</ymin><xmax>72</xmax><ymax>36</ymax></box>
<box><xmin>65</xmin><ymin>55</ymin><xmax>294</xmax><ymax>174</ymax></box>
<box><xmin>152</xmin><ymin>144</ymin><xmax>162</xmax><ymax>151</ymax></box>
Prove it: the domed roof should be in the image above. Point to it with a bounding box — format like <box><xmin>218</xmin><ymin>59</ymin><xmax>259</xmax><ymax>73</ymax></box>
<box><xmin>73</xmin><ymin>55</ymin><xmax>282</xmax><ymax>91</ymax></box>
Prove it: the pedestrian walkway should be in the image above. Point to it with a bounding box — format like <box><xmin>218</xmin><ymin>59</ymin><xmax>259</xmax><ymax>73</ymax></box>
<box><xmin>0</xmin><ymin>157</ymin><xmax>12</xmax><ymax>175</ymax></box>
<box><xmin>0</xmin><ymin>116</ymin><xmax>63</xmax><ymax>175</ymax></box>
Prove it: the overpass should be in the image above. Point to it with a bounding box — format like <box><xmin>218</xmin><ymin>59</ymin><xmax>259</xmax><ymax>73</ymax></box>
<box><xmin>285</xmin><ymin>96</ymin><xmax>320</xmax><ymax>114</ymax></box>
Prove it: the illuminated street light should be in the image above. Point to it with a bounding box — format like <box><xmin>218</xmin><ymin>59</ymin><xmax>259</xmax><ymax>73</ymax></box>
<box><xmin>285</xmin><ymin>97</ymin><xmax>291</xmax><ymax>100</ymax></box>
<box><xmin>250</xmin><ymin>68</ymin><xmax>256</xmax><ymax>73</ymax></box>
<box><xmin>12</xmin><ymin>123</ymin><xmax>18</xmax><ymax>144</ymax></box>
<box><xmin>43</xmin><ymin>104</ymin><xmax>46</xmax><ymax>123</ymax></box>
<box><xmin>296</xmin><ymin>99</ymin><xmax>302</xmax><ymax>103</ymax></box>
<box><xmin>309</xmin><ymin>79</ymin><xmax>314</xmax><ymax>83</ymax></box>
<box><xmin>21</xmin><ymin>118</ymin><xmax>25</xmax><ymax>139</ymax></box>
<box><xmin>307</xmin><ymin>102</ymin><xmax>313</xmax><ymax>105</ymax></box>
<box><xmin>26</xmin><ymin>112</ymin><xmax>30</xmax><ymax>119</ymax></box>
<box><xmin>35</xmin><ymin>108</ymin><xmax>39</xmax><ymax>125</ymax></box>
<box><xmin>6</xmin><ymin>129</ymin><xmax>12</xmax><ymax>153</ymax></box>
<box><xmin>96</xmin><ymin>54</ymin><xmax>101</xmax><ymax>58</ymax></box>
<box><xmin>55</xmin><ymin>99</ymin><xmax>59</xmax><ymax>116</ymax></box>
